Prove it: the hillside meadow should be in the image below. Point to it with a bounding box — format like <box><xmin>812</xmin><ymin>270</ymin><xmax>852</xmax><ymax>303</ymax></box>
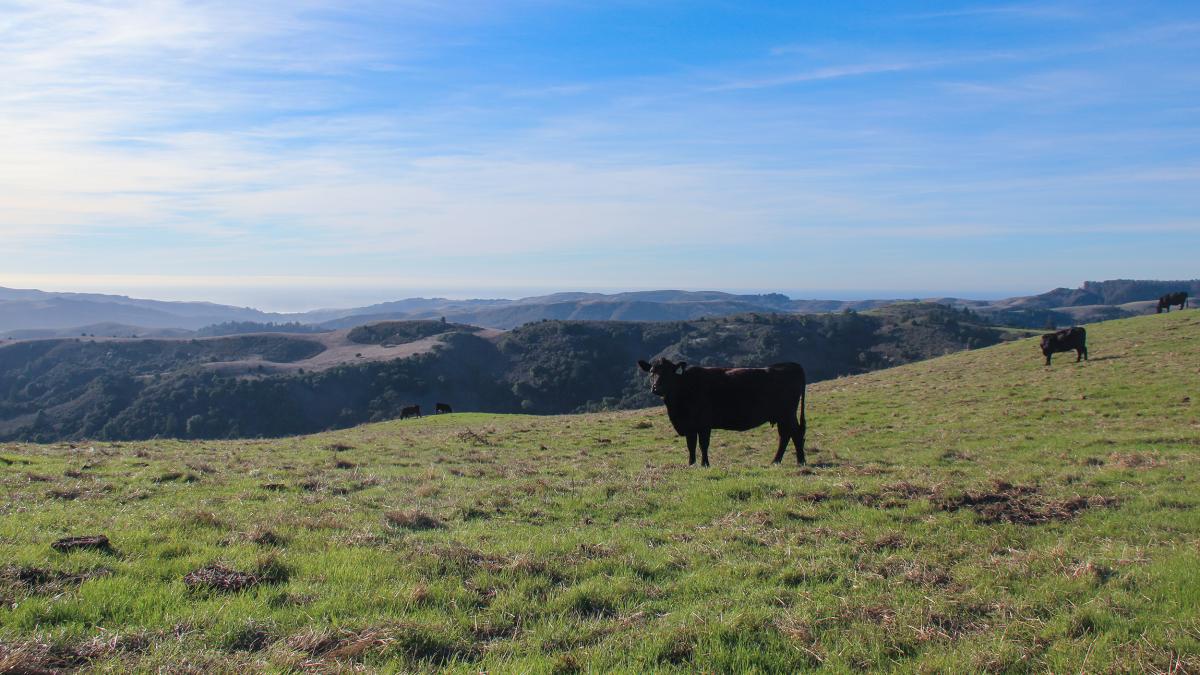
<box><xmin>1</xmin><ymin>311</ymin><xmax>1197</xmax><ymax>672</ymax></box>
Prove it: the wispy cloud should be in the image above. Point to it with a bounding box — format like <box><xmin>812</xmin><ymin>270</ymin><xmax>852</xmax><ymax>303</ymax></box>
<box><xmin>1</xmin><ymin>1</ymin><xmax>1198</xmax><ymax>299</ymax></box>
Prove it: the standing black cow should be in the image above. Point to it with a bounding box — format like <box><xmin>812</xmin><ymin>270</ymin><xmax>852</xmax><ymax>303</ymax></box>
<box><xmin>434</xmin><ymin>402</ymin><xmax>453</xmax><ymax>414</ymax></box>
<box><xmin>1040</xmin><ymin>327</ymin><xmax>1087</xmax><ymax>366</ymax></box>
<box><xmin>400</xmin><ymin>405</ymin><xmax>421</xmax><ymax>419</ymax></box>
<box><xmin>1157</xmin><ymin>292</ymin><xmax>1188</xmax><ymax>313</ymax></box>
<box><xmin>637</xmin><ymin>358</ymin><xmax>807</xmax><ymax>467</ymax></box>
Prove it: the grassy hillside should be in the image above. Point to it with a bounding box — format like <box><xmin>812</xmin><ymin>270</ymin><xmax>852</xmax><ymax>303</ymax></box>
<box><xmin>0</xmin><ymin>311</ymin><xmax>1197</xmax><ymax>672</ymax></box>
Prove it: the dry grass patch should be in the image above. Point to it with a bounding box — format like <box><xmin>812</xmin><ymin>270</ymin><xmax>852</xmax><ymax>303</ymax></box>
<box><xmin>933</xmin><ymin>481</ymin><xmax>1118</xmax><ymax>525</ymax></box>
<box><xmin>384</xmin><ymin>509</ymin><xmax>444</xmax><ymax>531</ymax></box>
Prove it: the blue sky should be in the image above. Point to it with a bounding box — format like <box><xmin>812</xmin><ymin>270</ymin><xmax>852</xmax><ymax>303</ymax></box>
<box><xmin>1</xmin><ymin>1</ymin><xmax>1198</xmax><ymax>310</ymax></box>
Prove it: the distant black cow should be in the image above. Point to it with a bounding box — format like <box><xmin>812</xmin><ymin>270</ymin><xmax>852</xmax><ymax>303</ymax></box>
<box><xmin>1040</xmin><ymin>327</ymin><xmax>1087</xmax><ymax>366</ymax></box>
<box><xmin>637</xmin><ymin>358</ymin><xmax>807</xmax><ymax>466</ymax></box>
<box><xmin>400</xmin><ymin>405</ymin><xmax>421</xmax><ymax>419</ymax></box>
<box><xmin>435</xmin><ymin>402</ymin><xmax>453</xmax><ymax>414</ymax></box>
<box><xmin>1157</xmin><ymin>292</ymin><xmax>1188</xmax><ymax>313</ymax></box>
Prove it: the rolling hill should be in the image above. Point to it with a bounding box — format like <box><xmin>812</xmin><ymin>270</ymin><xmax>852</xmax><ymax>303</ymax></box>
<box><xmin>0</xmin><ymin>311</ymin><xmax>1196</xmax><ymax>671</ymax></box>
<box><xmin>4</xmin><ymin>279</ymin><xmax>1194</xmax><ymax>335</ymax></box>
<box><xmin>0</xmin><ymin>304</ymin><xmax>1016</xmax><ymax>442</ymax></box>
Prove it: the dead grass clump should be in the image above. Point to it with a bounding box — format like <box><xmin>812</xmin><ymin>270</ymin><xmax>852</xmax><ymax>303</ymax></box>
<box><xmin>921</xmin><ymin>601</ymin><xmax>997</xmax><ymax>640</ymax></box>
<box><xmin>73</xmin><ymin>631</ymin><xmax>153</xmax><ymax>660</ymax></box>
<box><xmin>47</xmin><ymin>487</ymin><xmax>82</xmax><ymax>500</ymax></box>
<box><xmin>872</xmin><ymin>532</ymin><xmax>907</xmax><ymax>550</ymax></box>
<box><xmin>932</xmin><ymin>481</ymin><xmax>1117</xmax><ymax>525</ymax></box>
<box><xmin>632</xmin><ymin>420</ymin><xmax>653</xmax><ymax>429</ymax></box>
<box><xmin>334</xmin><ymin>459</ymin><xmax>357</xmax><ymax>470</ymax></box>
<box><xmin>794</xmin><ymin>490</ymin><xmax>830</xmax><ymax>504</ymax></box>
<box><xmin>261</xmin><ymin>482</ymin><xmax>288</xmax><ymax>491</ymax></box>
<box><xmin>184</xmin><ymin>510</ymin><xmax>228</xmax><ymax>529</ymax></box>
<box><xmin>325</xmin><ymin>442</ymin><xmax>355</xmax><ymax>452</ymax></box>
<box><xmin>414</xmin><ymin>483</ymin><xmax>441</xmax><ymax>498</ymax></box>
<box><xmin>222</xmin><ymin>619</ymin><xmax>276</xmax><ymax>652</ymax></box>
<box><xmin>2</xmin><ymin>565</ymin><xmax>110</xmax><ymax>594</ymax></box>
<box><xmin>184</xmin><ymin>556</ymin><xmax>289</xmax><ymax>593</ymax></box>
<box><xmin>839</xmin><ymin>602</ymin><xmax>896</xmax><ymax>627</ymax></box>
<box><xmin>298</xmin><ymin>478</ymin><xmax>326</xmax><ymax>492</ymax></box>
<box><xmin>384</xmin><ymin>510</ymin><xmax>444</xmax><ymax>531</ymax></box>
<box><xmin>1066</xmin><ymin>560</ymin><xmax>1115</xmax><ymax>585</ymax></box>
<box><xmin>247</xmin><ymin>527</ymin><xmax>287</xmax><ymax>547</ymax></box>
<box><xmin>456</xmin><ymin>429</ymin><xmax>494</xmax><ymax>446</ymax></box>
<box><xmin>0</xmin><ymin>641</ymin><xmax>89</xmax><ymax>672</ymax></box>
<box><xmin>774</xmin><ymin>614</ymin><xmax>825</xmax><ymax>665</ymax></box>
<box><xmin>183</xmin><ymin>564</ymin><xmax>258</xmax><ymax>593</ymax></box>
<box><xmin>153</xmin><ymin>471</ymin><xmax>199</xmax><ymax>483</ymax></box>
<box><xmin>1108</xmin><ymin>452</ymin><xmax>1167</xmax><ymax>469</ymax></box>
<box><xmin>51</xmin><ymin>535</ymin><xmax>112</xmax><ymax>553</ymax></box>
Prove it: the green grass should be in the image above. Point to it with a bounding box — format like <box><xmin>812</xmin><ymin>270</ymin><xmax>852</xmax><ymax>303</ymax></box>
<box><xmin>2</xmin><ymin>311</ymin><xmax>1198</xmax><ymax>673</ymax></box>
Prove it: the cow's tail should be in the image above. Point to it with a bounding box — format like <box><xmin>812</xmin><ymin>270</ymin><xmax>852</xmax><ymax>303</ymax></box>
<box><xmin>799</xmin><ymin>379</ymin><xmax>807</xmax><ymax>433</ymax></box>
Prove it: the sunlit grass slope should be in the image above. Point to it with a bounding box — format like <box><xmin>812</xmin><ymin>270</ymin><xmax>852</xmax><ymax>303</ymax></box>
<box><xmin>1</xmin><ymin>311</ymin><xmax>1198</xmax><ymax>672</ymax></box>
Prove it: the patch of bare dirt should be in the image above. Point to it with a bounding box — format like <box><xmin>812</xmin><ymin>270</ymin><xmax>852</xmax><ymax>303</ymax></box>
<box><xmin>932</xmin><ymin>481</ymin><xmax>1118</xmax><ymax>525</ymax></box>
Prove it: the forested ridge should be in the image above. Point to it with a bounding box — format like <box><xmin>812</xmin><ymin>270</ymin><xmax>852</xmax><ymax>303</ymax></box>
<box><xmin>0</xmin><ymin>303</ymin><xmax>1017</xmax><ymax>441</ymax></box>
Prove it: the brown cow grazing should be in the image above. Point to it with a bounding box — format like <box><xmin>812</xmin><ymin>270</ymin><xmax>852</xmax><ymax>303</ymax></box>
<box><xmin>1157</xmin><ymin>292</ymin><xmax>1187</xmax><ymax>313</ymax></box>
<box><xmin>637</xmin><ymin>358</ymin><xmax>807</xmax><ymax>466</ymax></box>
<box><xmin>1041</xmin><ymin>327</ymin><xmax>1087</xmax><ymax>366</ymax></box>
<box><xmin>435</xmin><ymin>402</ymin><xmax>453</xmax><ymax>414</ymax></box>
<box><xmin>400</xmin><ymin>404</ymin><xmax>421</xmax><ymax>419</ymax></box>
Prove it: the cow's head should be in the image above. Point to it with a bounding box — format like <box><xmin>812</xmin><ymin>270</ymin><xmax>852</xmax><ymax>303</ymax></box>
<box><xmin>1040</xmin><ymin>334</ymin><xmax>1054</xmax><ymax>354</ymax></box>
<box><xmin>638</xmin><ymin>357</ymin><xmax>687</xmax><ymax>397</ymax></box>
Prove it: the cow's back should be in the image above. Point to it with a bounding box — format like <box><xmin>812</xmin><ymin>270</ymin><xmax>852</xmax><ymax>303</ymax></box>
<box><xmin>678</xmin><ymin>364</ymin><xmax>804</xmax><ymax>431</ymax></box>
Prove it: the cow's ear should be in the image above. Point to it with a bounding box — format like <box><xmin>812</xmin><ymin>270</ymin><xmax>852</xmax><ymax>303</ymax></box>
<box><xmin>676</xmin><ymin>362</ymin><xmax>687</xmax><ymax>373</ymax></box>
<box><xmin>637</xmin><ymin>360</ymin><xmax>652</xmax><ymax>372</ymax></box>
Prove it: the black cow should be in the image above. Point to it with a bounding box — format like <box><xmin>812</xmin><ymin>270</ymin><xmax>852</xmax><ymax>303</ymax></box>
<box><xmin>637</xmin><ymin>357</ymin><xmax>807</xmax><ymax>466</ymax></box>
<box><xmin>1040</xmin><ymin>327</ymin><xmax>1087</xmax><ymax>366</ymax></box>
<box><xmin>400</xmin><ymin>405</ymin><xmax>421</xmax><ymax>419</ymax></box>
<box><xmin>434</xmin><ymin>402</ymin><xmax>453</xmax><ymax>414</ymax></box>
<box><xmin>1157</xmin><ymin>292</ymin><xmax>1187</xmax><ymax>313</ymax></box>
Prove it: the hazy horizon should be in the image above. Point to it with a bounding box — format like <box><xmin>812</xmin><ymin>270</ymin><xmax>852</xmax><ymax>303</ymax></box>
<box><xmin>1</xmin><ymin>278</ymin><xmax>1043</xmax><ymax>314</ymax></box>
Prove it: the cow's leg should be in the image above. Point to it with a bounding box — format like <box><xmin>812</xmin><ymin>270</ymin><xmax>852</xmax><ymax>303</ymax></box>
<box><xmin>686</xmin><ymin>432</ymin><xmax>697</xmax><ymax>466</ymax></box>
<box><xmin>1044</xmin><ymin>353</ymin><xmax>1051</xmax><ymax>366</ymax></box>
<box><xmin>794</xmin><ymin>415</ymin><xmax>807</xmax><ymax>466</ymax></box>
<box><xmin>772</xmin><ymin>424</ymin><xmax>789</xmax><ymax>464</ymax></box>
<box><xmin>1081</xmin><ymin>345</ymin><xmax>1088</xmax><ymax>361</ymax></box>
<box><xmin>698</xmin><ymin>428</ymin><xmax>711</xmax><ymax>467</ymax></box>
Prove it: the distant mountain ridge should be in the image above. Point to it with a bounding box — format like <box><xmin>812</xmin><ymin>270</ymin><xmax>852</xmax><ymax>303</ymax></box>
<box><xmin>1</xmin><ymin>280</ymin><xmax>1195</xmax><ymax>337</ymax></box>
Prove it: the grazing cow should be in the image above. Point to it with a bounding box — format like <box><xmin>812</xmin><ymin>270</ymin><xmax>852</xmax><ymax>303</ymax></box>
<box><xmin>435</xmin><ymin>402</ymin><xmax>453</xmax><ymax>414</ymax></box>
<box><xmin>637</xmin><ymin>357</ymin><xmax>807</xmax><ymax>467</ymax></box>
<box><xmin>1040</xmin><ymin>327</ymin><xmax>1087</xmax><ymax>366</ymax></box>
<box><xmin>1157</xmin><ymin>292</ymin><xmax>1188</xmax><ymax>313</ymax></box>
<box><xmin>400</xmin><ymin>405</ymin><xmax>421</xmax><ymax>419</ymax></box>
